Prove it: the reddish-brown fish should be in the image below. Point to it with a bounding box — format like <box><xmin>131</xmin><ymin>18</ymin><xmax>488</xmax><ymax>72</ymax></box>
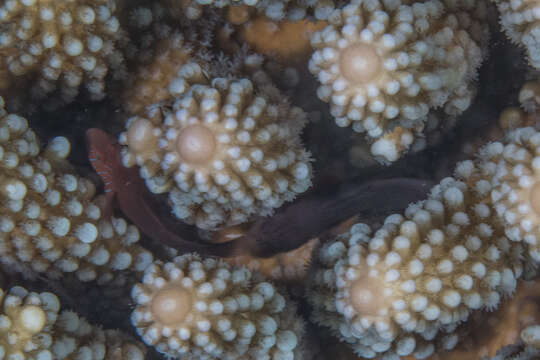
<box><xmin>85</xmin><ymin>128</ymin><xmax>242</xmax><ymax>256</ymax></box>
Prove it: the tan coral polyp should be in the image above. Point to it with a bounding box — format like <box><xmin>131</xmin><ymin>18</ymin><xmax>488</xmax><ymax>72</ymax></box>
<box><xmin>19</xmin><ymin>305</ymin><xmax>47</xmax><ymax>334</ymax></box>
<box><xmin>151</xmin><ymin>287</ymin><xmax>192</xmax><ymax>326</ymax></box>
<box><xmin>350</xmin><ymin>274</ymin><xmax>387</xmax><ymax>317</ymax></box>
<box><xmin>530</xmin><ymin>182</ymin><xmax>540</xmax><ymax>216</ymax></box>
<box><xmin>176</xmin><ymin>124</ymin><xmax>216</xmax><ymax>164</ymax></box>
<box><xmin>339</xmin><ymin>44</ymin><xmax>382</xmax><ymax>84</ymax></box>
<box><xmin>127</xmin><ymin>118</ymin><xmax>158</xmax><ymax>153</ymax></box>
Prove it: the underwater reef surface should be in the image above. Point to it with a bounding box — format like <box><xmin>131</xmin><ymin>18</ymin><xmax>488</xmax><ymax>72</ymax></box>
<box><xmin>1</xmin><ymin>0</ymin><xmax>540</xmax><ymax>359</ymax></box>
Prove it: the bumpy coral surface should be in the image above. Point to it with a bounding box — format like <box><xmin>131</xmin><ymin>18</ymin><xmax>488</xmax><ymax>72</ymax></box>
<box><xmin>496</xmin><ymin>0</ymin><xmax>540</xmax><ymax>69</ymax></box>
<box><xmin>0</xmin><ymin>285</ymin><xmax>146</xmax><ymax>359</ymax></box>
<box><xmin>0</xmin><ymin>0</ymin><xmax>125</xmax><ymax>108</ymax></box>
<box><xmin>131</xmin><ymin>254</ymin><xmax>306</xmax><ymax>359</ymax></box>
<box><xmin>308</xmin><ymin>178</ymin><xmax>524</xmax><ymax>358</ymax></box>
<box><xmin>122</xmin><ymin>33</ymin><xmax>191</xmax><ymax>116</ymax></box>
<box><xmin>120</xmin><ymin>65</ymin><xmax>312</xmax><ymax>229</ymax></box>
<box><xmin>470</xmin><ymin>128</ymin><xmax>540</xmax><ymax>262</ymax></box>
<box><xmin>0</xmin><ymin>286</ymin><xmax>57</xmax><ymax>358</ymax></box>
<box><xmin>0</xmin><ymin>97</ymin><xmax>152</xmax><ymax>283</ymax></box>
<box><xmin>308</xmin><ymin>127</ymin><xmax>540</xmax><ymax>359</ymax></box>
<box><xmin>308</xmin><ymin>0</ymin><xmax>488</xmax><ymax>162</ymax></box>
<box><xmin>173</xmin><ymin>0</ymin><xmax>341</xmax><ymax>21</ymax></box>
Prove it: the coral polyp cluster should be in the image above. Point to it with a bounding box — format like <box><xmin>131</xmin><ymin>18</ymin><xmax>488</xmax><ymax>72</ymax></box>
<box><xmin>0</xmin><ymin>96</ymin><xmax>152</xmax><ymax>282</ymax></box>
<box><xmin>0</xmin><ymin>285</ymin><xmax>145</xmax><ymax>359</ymax></box>
<box><xmin>308</xmin><ymin>0</ymin><xmax>488</xmax><ymax>161</ymax></box>
<box><xmin>131</xmin><ymin>254</ymin><xmax>306</xmax><ymax>359</ymax></box>
<box><xmin>308</xmin><ymin>127</ymin><xmax>540</xmax><ymax>359</ymax></box>
<box><xmin>175</xmin><ymin>0</ymin><xmax>341</xmax><ymax>21</ymax></box>
<box><xmin>495</xmin><ymin>0</ymin><xmax>540</xmax><ymax>69</ymax></box>
<box><xmin>3</xmin><ymin>1</ymin><xmax>540</xmax><ymax>360</ymax></box>
<box><xmin>0</xmin><ymin>0</ymin><xmax>125</xmax><ymax>109</ymax></box>
<box><xmin>309</xmin><ymin>183</ymin><xmax>523</xmax><ymax>358</ymax></box>
<box><xmin>120</xmin><ymin>67</ymin><xmax>312</xmax><ymax>229</ymax></box>
<box><xmin>465</xmin><ymin>128</ymin><xmax>540</xmax><ymax>261</ymax></box>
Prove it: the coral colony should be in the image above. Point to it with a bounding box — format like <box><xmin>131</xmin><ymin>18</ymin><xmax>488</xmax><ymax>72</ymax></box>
<box><xmin>0</xmin><ymin>0</ymin><xmax>540</xmax><ymax>359</ymax></box>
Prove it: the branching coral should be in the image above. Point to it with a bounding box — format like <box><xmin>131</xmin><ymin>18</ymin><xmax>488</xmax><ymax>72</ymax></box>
<box><xmin>131</xmin><ymin>254</ymin><xmax>306</xmax><ymax>359</ymax></box>
<box><xmin>307</xmin><ymin>128</ymin><xmax>540</xmax><ymax>358</ymax></box>
<box><xmin>0</xmin><ymin>96</ymin><xmax>152</xmax><ymax>283</ymax></box>
<box><xmin>308</xmin><ymin>180</ymin><xmax>523</xmax><ymax>358</ymax></box>
<box><xmin>0</xmin><ymin>0</ymin><xmax>126</xmax><ymax>109</ymax></box>
<box><xmin>122</xmin><ymin>33</ymin><xmax>191</xmax><ymax>116</ymax></box>
<box><xmin>495</xmin><ymin>0</ymin><xmax>540</xmax><ymax>69</ymax></box>
<box><xmin>308</xmin><ymin>0</ymin><xmax>489</xmax><ymax>162</ymax></box>
<box><xmin>0</xmin><ymin>285</ymin><xmax>146</xmax><ymax>359</ymax></box>
<box><xmin>462</xmin><ymin>128</ymin><xmax>540</xmax><ymax>262</ymax></box>
<box><xmin>120</xmin><ymin>66</ymin><xmax>312</xmax><ymax>230</ymax></box>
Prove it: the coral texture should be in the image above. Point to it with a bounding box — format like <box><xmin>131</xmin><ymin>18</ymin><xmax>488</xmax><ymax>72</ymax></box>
<box><xmin>0</xmin><ymin>285</ymin><xmax>145</xmax><ymax>359</ymax></box>
<box><xmin>172</xmin><ymin>0</ymin><xmax>341</xmax><ymax>21</ymax></box>
<box><xmin>307</xmin><ymin>129</ymin><xmax>540</xmax><ymax>359</ymax></box>
<box><xmin>464</xmin><ymin>127</ymin><xmax>540</xmax><ymax>262</ymax></box>
<box><xmin>131</xmin><ymin>254</ymin><xmax>306</xmax><ymax>359</ymax></box>
<box><xmin>495</xmin><ymin>0</ymin><xmax>540</xmax><ymax>69</ymax></box>
<box><xmin>122</xmin><ymin>33</ymin><xmax>191</xmax><ymax>116</ymax></box>
<box><xmin>0</xmin><ymin>0</ymin><xmax>125</xmax><ymax>109</ymax></box>
<box><xmin>308</xmin><ymin>183</ymin><xmax>523</xmax><ymax>358</ymax></box>
<box><xmin>308</xmin><ymin>0</ymin><xmax>488</xmax><ymax>162</ymax></box>
<box><xmin>120</xmin><ymin>66</ymin><xmax>312</xmax><ymax>229</ymax></box>
<box><xmin>0</xmin><ymin>97</ymin><xmax>152</xmax><ymax>282</ymax></box>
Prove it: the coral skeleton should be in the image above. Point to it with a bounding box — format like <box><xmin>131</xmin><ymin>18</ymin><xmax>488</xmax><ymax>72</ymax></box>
<box><xmin>0</xmin><ymin>285</ymin><xmax>146</xmax><ymax>359</ymax></box>
<box><xmin>120</xmin><ymin>67</ymin><xmax>312</xmax><ymax>230</ymax></box>
<box><xmin>0</xmin><ymin>0</ymin><xmax>126</xmax><ymax>109</ymax></box>
<box><xmin>308</xmin><ymin>0</ymin><xmax>488</xmax><ymax>162</ymax></box>
<box><xmin>131</xmin><ymin>254</ymin><xmax>306</xmax><ymax>359</ymax></box>
<box><xmin>0</xmin><ymin>97</ymin><xmax>153</xmax><ymax>283</ymax></box>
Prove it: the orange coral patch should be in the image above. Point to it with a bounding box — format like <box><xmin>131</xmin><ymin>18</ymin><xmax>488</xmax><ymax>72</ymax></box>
<box><xmin>240</xmin><ymin>17</ymin><xmax>327</xmax><ymax>62</ymax></box>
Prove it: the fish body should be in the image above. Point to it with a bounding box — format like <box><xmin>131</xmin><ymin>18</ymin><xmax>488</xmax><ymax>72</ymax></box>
<box><xmin>85</xmin><ymin>128</ymin><xmax>241</xmax><ymax>256</ymax></box>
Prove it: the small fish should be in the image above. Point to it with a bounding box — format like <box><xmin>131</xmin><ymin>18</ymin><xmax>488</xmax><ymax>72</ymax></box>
<box><xmin>85</xmin><ymin>128</ymin><xmax>242</xmax><ymax>257</ymax></box>
<box><xmin>86</xmin><ymin>128</ymin><xmax>120</xmax><ymax>219</ymax></box>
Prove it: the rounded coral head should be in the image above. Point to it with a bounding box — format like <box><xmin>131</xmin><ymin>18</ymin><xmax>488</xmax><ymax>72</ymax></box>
<box><xmin>120</xmin><ymin>72</ymin><xmax>312</xmax><ymax>230</ymax></box>
<box><xmin>176</xmin><ymin>124</ymin><xmax>216</xmax><ymax>164</ymax></box>
<box><xmin>340</xmin><ymin>44</ymin><xmax>381</xmax><ymax>84</ymax></box>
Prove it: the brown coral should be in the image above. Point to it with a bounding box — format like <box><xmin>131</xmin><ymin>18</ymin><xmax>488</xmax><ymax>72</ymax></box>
<box><xmin>131</xmin><ymin>254</ymin><xmax>307</xmax><ymax>359</ymax></box>
<box><xmin>0</xmin><ymin>96</ymin><xmax>152</xmax><ymax>283</ymax></box>
<box><xmin>308</xmin><ymin>0</ymin><xmax>489</xmax><ymax>162</ymax></box>
<box><xmin>120</xmin><ymin>67</ymin><xmax>312</xmax><ymax>230</ymax></box>
<box><xmin>0</xmin><ymin>0</ymin><xmax>126</xmax><ymax>109</ymax></box>
<box><xmin>0</xmin><ymin>285</ymin><xmax>146</xmax><ymax>359</ymax></box>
